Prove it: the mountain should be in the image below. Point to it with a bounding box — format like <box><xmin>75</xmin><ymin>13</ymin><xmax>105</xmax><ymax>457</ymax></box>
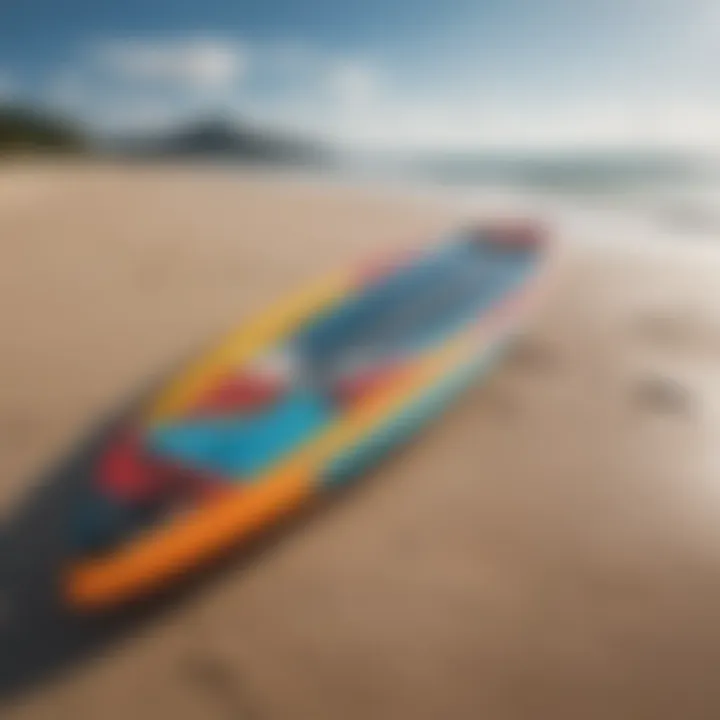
<box><xmin>0</xmin><ymin>106</ymin><xmax>85</xmax><ymax>153</ymax></box>
<box><xmin>114</xmin><ymin>118</ymin><xmax>333</xmax><ymax>166</ymax></box>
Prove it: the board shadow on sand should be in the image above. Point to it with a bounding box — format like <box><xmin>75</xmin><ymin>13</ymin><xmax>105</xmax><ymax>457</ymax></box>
<box><xmin>0</xmin><ymin>380</ymin><xmax>339</xmax><ymax>705</ymax></box>
<box><xmin>0</xmin><ymin>370</ymin><xmax>468</xmax><ymax>706</ymax></box>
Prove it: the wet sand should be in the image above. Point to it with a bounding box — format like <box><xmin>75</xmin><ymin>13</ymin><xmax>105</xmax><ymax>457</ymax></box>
<box><xmin>3</xmin><ymin>163</ymin><xmax>720</xmax><ymax>719</ymax></box>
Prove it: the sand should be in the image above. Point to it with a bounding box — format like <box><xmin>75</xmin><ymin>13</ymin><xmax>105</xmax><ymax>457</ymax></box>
<box><xmin>3</xmin><ymin>163</ymin><xmax>720</xmax><ymax>719</ymax></box>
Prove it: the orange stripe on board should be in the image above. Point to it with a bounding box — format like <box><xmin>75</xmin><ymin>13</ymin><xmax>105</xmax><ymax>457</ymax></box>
<box><xmin>66</xmin><ymin>464</ymin><xmax>312</xmax><ymax>608</ymax></box>
<box><xmin>65</xmin><ymin>331</ymin><xmax>479</xmax><ymax>609</ymax></box>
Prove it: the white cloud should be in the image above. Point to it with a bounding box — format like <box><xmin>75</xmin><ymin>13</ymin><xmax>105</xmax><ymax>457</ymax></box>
<box><xmin>97</xmin><ymin>39</ymin><xmax>247</xmax><ymax>91</ymax></box>
<box><xmin>328</xmin><ymin>62</ymin><xmax>376</xmax><ymax>108</ymax></box>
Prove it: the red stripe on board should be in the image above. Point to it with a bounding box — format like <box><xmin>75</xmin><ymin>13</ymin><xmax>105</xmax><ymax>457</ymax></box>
<box><xmin>98</xmin><ymin>432</ymin><xmax>229</xmax><ymax>503</ymax></box>
<box><xmin>187</xmin><ymin>373</ymin><xmax>284</xmax><ymax>418</ymax></box>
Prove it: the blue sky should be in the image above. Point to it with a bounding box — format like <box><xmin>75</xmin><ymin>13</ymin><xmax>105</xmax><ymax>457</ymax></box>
<box><xmin>0</xmin><ymin>0</ymin><xmax>716</xmax><ymax>150</ymax></box>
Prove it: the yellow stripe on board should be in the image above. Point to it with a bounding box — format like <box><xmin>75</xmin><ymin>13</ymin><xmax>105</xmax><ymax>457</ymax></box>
<box><xmin>145</xmin><ymin>269</ymin><xmax>355</xmax><ymax>425</ymax></box>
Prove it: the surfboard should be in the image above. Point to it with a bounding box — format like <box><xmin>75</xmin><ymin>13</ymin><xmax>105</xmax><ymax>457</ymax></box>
<box><xmin>65</xmin><ymin>221</ymin><xmax>550</xmax><ymax>610</ymax></box>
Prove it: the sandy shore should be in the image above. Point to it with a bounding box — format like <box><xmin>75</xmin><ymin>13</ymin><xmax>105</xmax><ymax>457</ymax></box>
<box><xmin>3</xmin><ymin>163</ymin><xmax>720</xmax><ymax>719</ymax></box>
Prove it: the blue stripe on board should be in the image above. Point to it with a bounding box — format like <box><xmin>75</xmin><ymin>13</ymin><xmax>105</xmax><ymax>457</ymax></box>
<box><xmin>294</xmin><ymin>240</ymin><xmax>483</xmax><ymax>359</ymax></box>
<box><xmin>148</xmin><ymin>389</ymin><xmax>332</xmax><ymax>479</ymax></box>
<box><xmin>294</xmin><ymin>238</ymin><xmax>536</xmax><ymax>377</ymax></box>
<box><xmin>321</xmin><ymin>337</ymin><xmax>512</xmax><ymax>488</ymax></box>
<box><xmin>400</xmin><ymin>249</ymin><xmax>534</xmax><ymax>355</ymax></box>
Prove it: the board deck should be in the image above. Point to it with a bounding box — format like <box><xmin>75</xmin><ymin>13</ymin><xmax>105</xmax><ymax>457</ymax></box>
<box><xmin>65</xmin><ymin>222</ymin><xmax>549</xmax><ymax>609</ymax></box>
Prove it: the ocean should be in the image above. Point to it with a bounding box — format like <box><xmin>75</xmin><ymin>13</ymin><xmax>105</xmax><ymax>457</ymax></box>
<box><xmin>319</xmin><ymin>149</ymin><xmax>720</xmax><ymax>253</ymax></box>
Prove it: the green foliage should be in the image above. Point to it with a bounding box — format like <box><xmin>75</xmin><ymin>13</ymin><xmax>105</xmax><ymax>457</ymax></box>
<box><xmin>0</xmin><ymin>106</ymin><xmax>85</xmax><ymax>153</ymax></box>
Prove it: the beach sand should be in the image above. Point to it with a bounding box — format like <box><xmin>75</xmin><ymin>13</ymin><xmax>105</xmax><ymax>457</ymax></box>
<box><xmin>3</xmin><ymin>163</ymin><xmax>720</xmax><ymax>719</ymax></box>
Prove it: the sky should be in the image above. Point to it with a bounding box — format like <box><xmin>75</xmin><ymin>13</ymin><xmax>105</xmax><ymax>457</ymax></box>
<box><xmin>0</xmin><ymin>0</ymin><xmax>717</xmax><ymax>151</ymax></box>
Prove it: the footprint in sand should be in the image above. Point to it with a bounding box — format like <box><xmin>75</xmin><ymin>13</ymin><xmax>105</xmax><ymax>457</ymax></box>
<box><xmin>506</xmin><ymin>336</ymin><xmax>558</xmax><ymax>374</ymax></box>
<box><xmin>629</xmin><ymin>308</ymin><xmax>720</xmax><ymax>418</ymax></box>
<box><xmin>632</xmin><ymin>375</ymin><xmax>694</xmax><ymax>416</ymax></box>
<box><xmin>633</xmin><ymin>308</ymin><xmax>720</xmax><ymax>358</ymax></box>
<box><xmin>182</xmin><ymin>653</ymin><xmax>260</xmax><ymax>719</ymax></box>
